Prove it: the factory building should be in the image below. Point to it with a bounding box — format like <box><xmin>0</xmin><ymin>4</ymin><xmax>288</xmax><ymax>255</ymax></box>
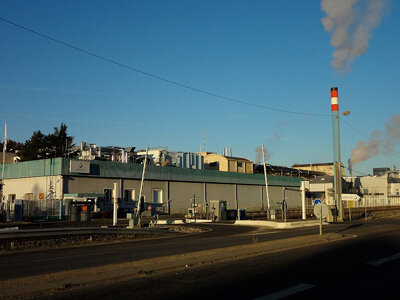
<box><xmin>292</xmin><ymin>162</ymin><xmax>345</xmax><ymax>177</ymax></box>
<box><xmin>354</xmin><ymin>169</ymin><xmax>400</xmax><ymax>207</ymax></box>
<box><xmin>0</xmin><ymin>158</ymin><xmax>302</xmax><ymax>219</ymax></box>
<box><xmin>306</xmin><ymin>176</ymin><xmax>351</xmax><ymax>205</ymax></box>
<box><xmin>200</xmin><ymin>152</ymin><xmax>253</xmax><ymax>174</ymax></box>
<box><xmin>136</xmin><ymin>148</ymin><xmax>204</xmax><ymax>170</ymax></box>
<box><xmin>254</xmin><ymin>164</ymin><xmax>325</xmax><ymax>178</ymax></box>
<box><xmin>75</xmin><ymin>142</ymin><xmax>136</xmax><ymax>163</ymax></box>
<box><xmin>307</xmin><ymin>168</ymin><xmax>400</xmax><ymax>208</ymax></box>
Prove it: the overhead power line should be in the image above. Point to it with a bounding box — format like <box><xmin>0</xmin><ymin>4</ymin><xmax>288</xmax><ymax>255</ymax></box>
<box><xmin>0</xmin><ymin>16</ymin><xmax>331</xmax><ymax>117</ymax></box>
<box><xmin>342</xmin><ymin>165</ymin><xmax>370</xmax><ymax>177</ymax></box>
<box><xmin>341</xmin><ymin>118</ymin><xmax>400</xmax><ymax>155</ymax></box>
<box><xmin>340</xmin><ymin>118</ymin><xmax>371</xmax><ymax>140</ymax></box>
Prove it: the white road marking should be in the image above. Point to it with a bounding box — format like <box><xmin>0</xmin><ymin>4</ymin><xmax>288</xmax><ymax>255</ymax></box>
<box><xmin>367</xmin><ymin>252</ymin><xmax>400</xmax><ymax>266</ymax></box>
<box><xmin>254</xmin><ymin>283</ymin><xmax>316</xmax><ymax>300</ymax></box>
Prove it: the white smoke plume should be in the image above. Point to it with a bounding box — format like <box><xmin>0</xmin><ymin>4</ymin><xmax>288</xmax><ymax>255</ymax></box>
<box><xmin>255</xmin><ymin>146</ymin><xmax>269</xmax><ymax>165</ymax></box>
<box><xmin>384</xmin><ymin>114</ymin><xmax>400</xmax><ymax>153</ymax></box>
<box><xmin>321</xmin><ymin>0</ymin><xmax>387</xmax><ymax>71</ymax></box>
<box><xmin>350</xmin><ymin>114</ymin><xmax>400</xmax><ymax>165</ymax></box>
<box><xmin>255</xmin><ymin>121</ymin><xmax>288</xmax><ymax>164</ymax></box>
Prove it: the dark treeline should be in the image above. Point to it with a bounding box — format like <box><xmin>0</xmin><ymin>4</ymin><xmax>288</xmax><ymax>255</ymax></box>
<box><xmin>1</xmin><ymin>123</ymin><xmax>74</xmax><ymax>161</ymax></box>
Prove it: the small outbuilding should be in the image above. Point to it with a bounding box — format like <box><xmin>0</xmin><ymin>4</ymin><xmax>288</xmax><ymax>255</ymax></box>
<box><xmin>200</xmin><ymin>152</ymin><xmax>253</xmax><ymax>174</ymax></box>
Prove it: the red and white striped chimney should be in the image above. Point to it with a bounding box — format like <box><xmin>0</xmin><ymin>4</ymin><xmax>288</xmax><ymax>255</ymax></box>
<box><xmin>331</xmin><ymin>87</ymin><xmax>338</xmax><ymax>112</ymax></box>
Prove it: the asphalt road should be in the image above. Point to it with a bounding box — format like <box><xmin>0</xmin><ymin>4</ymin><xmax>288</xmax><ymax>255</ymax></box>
<box><xmin>1</xmin><ymin>218</ymin><xmax>400</xmax><ymax>299</ymax></box>
<box><xmin>0</xmin><ymin>221</ymin><xmax>347</xmax><ymax>280</ymax></box>
<box><xmin>36</xmin><ymin>217</ymin><xmax>400</xmax><ymax>300</ymax></box>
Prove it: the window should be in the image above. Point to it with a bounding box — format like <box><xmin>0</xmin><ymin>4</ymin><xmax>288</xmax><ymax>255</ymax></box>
<box><xmin>237</xmin><ymin>162</ymin><xmax>243</xmax><ymax>168</ymax></box>
<box><xmin>124</xmin><ymin>189</ymin><xmax>135</xmax><ymax>202</ymax></box>
<box><xmin>207</xmin><ymin>162</ymin><xmax>219</xmax><ymax>170</ymax></box>
<box><xmin>153</xmin><ymin>189</ymin><xmax>163</xmax><ymax>204</ymax></box>
<box><xmin>24</xmin><ymin>193</ymin><xmax>33</xmax><ymax>200</ymax></box>
<box><xmin>104</xmin><ymin>189</ymin><xmax>113</xmax><ymax>203</ymax></box>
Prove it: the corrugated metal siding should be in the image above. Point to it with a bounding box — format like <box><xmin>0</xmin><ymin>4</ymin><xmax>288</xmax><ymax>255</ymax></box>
<box><xmin>0</xmin><ymin>158</ymin><xmax>62</xmax><ymax>178</ymax></box>
<box><xmin>2</xmin><ymin>158</ymin><xmax>302</xmax><ymax>187</ymax></box>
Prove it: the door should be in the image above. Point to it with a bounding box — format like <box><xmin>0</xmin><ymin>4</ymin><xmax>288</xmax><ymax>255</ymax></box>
<box><xmin>153</xmin><ymin>189</ymin><xmax>163</xmax><ymax>204</ymax></box>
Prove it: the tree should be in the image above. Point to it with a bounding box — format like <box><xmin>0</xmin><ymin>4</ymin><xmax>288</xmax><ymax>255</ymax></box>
<box><xmin>18</xmin><ymin>123</ymin><xmax>74</xmax><ymax>161</ymax></box>
<box><xmin>46</xmin><ymin>123</ymin><xmax>74</xmax><ymax>158</ymax></box>
<box><xmin>18</xmin><ymin>130</ymin><xmax>46</xmax><ymax>161</ymax></box>
<box><xmin>0</xmin><ymin>139</ymin><xmax>23</xmax><ymax>153</ymax></box>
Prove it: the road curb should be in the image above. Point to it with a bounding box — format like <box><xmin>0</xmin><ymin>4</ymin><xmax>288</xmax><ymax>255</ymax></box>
<box><xmin>235</xmin><ymin>219</ymin><xmax>328</xmax><ymax>229</ymax></box>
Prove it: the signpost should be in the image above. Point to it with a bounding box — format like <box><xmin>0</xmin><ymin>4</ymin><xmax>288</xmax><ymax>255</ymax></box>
<box><xmin>341</xmin><ymin>194</ymin><xmax>361</xmax><ymax>201</ymax></box>
<box><xmin>281</xmin><ymin>200</ymin><xmax>287</xmax><ymax>223</ymax></box>
<box><xmin>314</xmin><ymin>203</ymin><xmax>328</xmax><ymax>235</ymax></box>
<box><xmin>313</xmin><ymin>199</ymin><xmax>321</xmax><ymax>205</ymax></box>
<box><xmin>341</xmin><ymin>194</ymin><xmax>360</xmax><ymax>222</ymax></box>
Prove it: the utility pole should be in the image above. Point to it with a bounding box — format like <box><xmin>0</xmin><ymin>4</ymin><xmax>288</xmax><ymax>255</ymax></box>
<box><xmin>136</xmin><ymin>147</ymin><xmax>148</xmax><ymax>218</ymax></box>
<box><xmin>191</xmin><ymin>194</ymin><xmax>196</xmax><ymax>223</ymax></box>
<box><xmin>331</xmin><ymin>87</ymin><xmax>343</xmax><ymax>221</ymax></box>
<box><xmin>262</xmin><ymin>144</ymin><xmax>271</xmax><ymax>220</ymax></box>
<box><xmin>1</xmin><ymin>122</ymin><xmax>7</xmax><ymax>217</ymax></box>
<box><xmin>113</xmin><ymin>182</ymin><xmax>119</xmax><ymax>226</ymax></box>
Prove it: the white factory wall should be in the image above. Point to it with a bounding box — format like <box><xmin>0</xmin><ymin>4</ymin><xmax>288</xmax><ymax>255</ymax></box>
<box><xmin>3</xmin><ymin>175</ymin><xmax>64</xmax><ymax>201</ymax></box>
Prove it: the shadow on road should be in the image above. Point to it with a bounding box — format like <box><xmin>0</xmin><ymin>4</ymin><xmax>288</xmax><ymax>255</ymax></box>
<box><xmin>336</xmin><ymin>222</ymin><xmax>365</xmax><ymax>234</ymax></box>
<box><xmin>45</xmin><ymin>230</ymin><xmax>400</xmax><ymax>300</ymax></box>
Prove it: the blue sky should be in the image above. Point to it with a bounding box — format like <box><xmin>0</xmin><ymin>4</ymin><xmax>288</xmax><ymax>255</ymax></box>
<box><xmin>0</xmin><ymin>0</ymin><xmax>399</xmax><ymax>175</ymax></box>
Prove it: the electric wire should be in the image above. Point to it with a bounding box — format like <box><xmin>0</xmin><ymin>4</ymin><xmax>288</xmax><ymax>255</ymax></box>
<box><xmin>0</xmin><ymin>16</ymin><xmax>331</xmax><ymax>117</ymax></box>
<box><xmin>341</xmin><ymin>118</ymin><xmax>400</xmax><ymax>155</ymax></box>
<box><xmin>340</xmin><ymin>118</ymin><xmax>372</xmax><ymax>140</ymax></box>
<box><xmin>4</xmin><ymin>16</ymin><xmax>398</xmax><ymax>172</ymax></box>
<box><xmin>342</xmin><ymin>165</ymin><xmax>371</xmax><ymax>177</ymax></box>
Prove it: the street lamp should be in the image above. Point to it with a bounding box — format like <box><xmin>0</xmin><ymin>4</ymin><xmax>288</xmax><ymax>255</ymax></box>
<box><xmin>330</xmin><ymin>88</ymin><xmax>350</xmax><ymax>222</ymax></box>
<box><xmin>341</xmin><ymin>111</ymin><xmax>350</xmax><ymax>116</ymax></box>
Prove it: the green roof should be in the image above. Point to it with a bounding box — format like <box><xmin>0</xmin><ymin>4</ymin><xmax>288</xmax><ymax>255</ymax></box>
<box><xmin>1</xmin><ymin>158</ymin><xmax>302</xmax><ymax>187</ymax></box>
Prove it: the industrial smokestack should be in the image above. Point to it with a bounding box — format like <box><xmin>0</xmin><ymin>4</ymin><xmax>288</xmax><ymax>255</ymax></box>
<box><xmin>348</xmin><ymin>158</ymin><xmax>353</xmax><ymax>177</ymax></box>
<box><xmin>229</xmin><ymin>147</ymin><xmax>232</xmax><ymax>157</ymax></box>
<box><xmin>331</xmin><ymin>87</ymin><xmax>338</xmax><ymax>112</ymax></box>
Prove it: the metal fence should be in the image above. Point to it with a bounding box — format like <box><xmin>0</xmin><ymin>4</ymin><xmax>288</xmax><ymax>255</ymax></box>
<box><xmin>9</xmin><ymin>199</ymin><xmax>63</xmax><ymax>221</ymax></box>
<box><xmin>342</xmin><ymin>195</ymin><xmax>400</xmax><ymax>208</ymax></box>
<box><xmin>305</xmin><ymin>194</ymin><xmax>400</xmax><ymax>209</ymax></box>
<box><xmin>22</xmin><ymin>199</ymin><xmax>61</xmax><ymax>217</ymax></box>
